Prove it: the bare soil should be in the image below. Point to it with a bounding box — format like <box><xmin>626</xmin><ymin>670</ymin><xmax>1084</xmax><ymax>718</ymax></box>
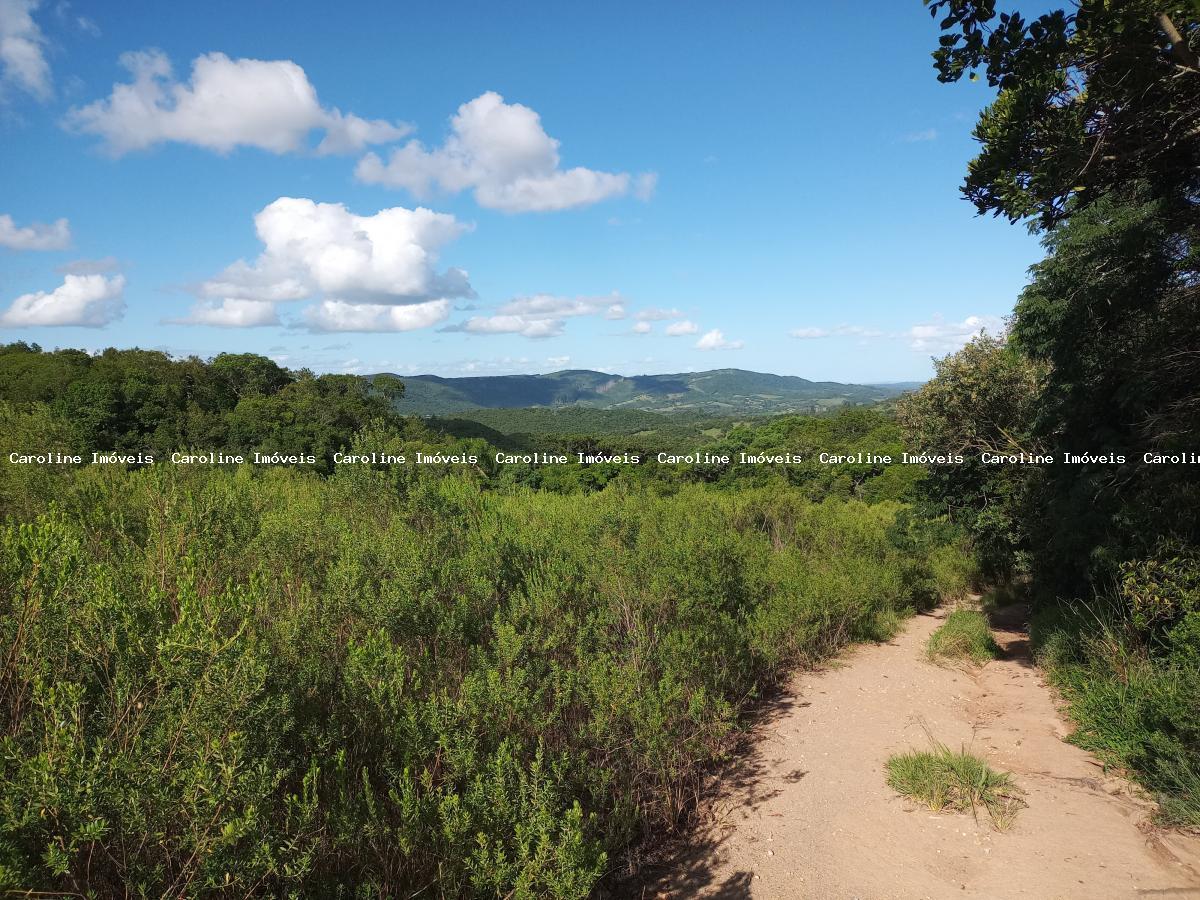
<box><xmin>636</xmin><ymin>606</ymin><xmax>1200</xmax><ymax>899</ymax></box>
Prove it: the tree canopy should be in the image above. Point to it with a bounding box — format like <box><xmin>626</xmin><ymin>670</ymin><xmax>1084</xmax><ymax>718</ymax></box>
<box><xmin>0</xmin><ymin>344</ymin><xmax>406</xmax><ymax>473</ymax></box>
<box><xmin>927</xmin><ymin>1</ymin><xmax>1199</xmax><ymax>229</ymax></box>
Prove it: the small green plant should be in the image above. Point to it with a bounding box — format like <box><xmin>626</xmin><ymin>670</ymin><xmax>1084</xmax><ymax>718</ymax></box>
<box><xmin>886</xmin><ymin>739</ymin><xmax>1024</xmax><ymax>831</ymax></box>
<box><xmin>926</xmin><ymin>609</ymin><xmax>1000</xmax><ymax>664</ymax></box>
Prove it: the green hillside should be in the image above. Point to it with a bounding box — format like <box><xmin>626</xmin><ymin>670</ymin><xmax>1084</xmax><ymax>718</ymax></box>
<box><xmin>426</xmin><ymin>406</ymin><xmax>747</xmax><ymax>455</ymax></box>
<box><xmin>382</xmin><ymin>368</ymin><xmax>912</xmax><ymax>416</ymax></box>
<box><xmin>438</xmin><ymin>406</ymin><xmax>727</xmax><ymax>436</ymax></box>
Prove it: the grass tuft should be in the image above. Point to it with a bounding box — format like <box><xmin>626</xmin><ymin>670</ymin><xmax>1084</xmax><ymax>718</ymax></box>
<box><xmin>886</xmin><ymin>740</ymin><xmax>1024</xmax><ymax>830</ymax></box>
<box><xmin>926</xmin><ymin>609</ymin><xmax>1001</xmax><ymax>664</ymax></box>
<box><xmin>1031</xmin><ymin>601</ymin><xmax>1200</xmax><ymax>829</ymax></box>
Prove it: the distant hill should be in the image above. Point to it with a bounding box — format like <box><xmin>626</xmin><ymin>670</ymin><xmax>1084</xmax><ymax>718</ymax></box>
<box><xmin>375</xmin><ymin>368</ymin><xmax>916</xmax><ymax>416</ymax></box>
<box><xmin>444</xmin><ymin>406</ymin><xmax>704</xmax><ymax>436</ymax></box>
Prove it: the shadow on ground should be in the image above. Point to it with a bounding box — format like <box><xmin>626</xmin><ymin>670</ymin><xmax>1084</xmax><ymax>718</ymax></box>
<box><xmin>609</xmin><ymin>681</ymin><xmax>806</xmax><ymax>898</ymax></box>
<box><xmin>607</xmin><ymin>609</ymin><xmax>954</xmax><ymax>898</ymax></box>
<box><xmin>988</xmin><ymin>603</ymin><xmax>1037</xmax><ymax>669</ymax></box>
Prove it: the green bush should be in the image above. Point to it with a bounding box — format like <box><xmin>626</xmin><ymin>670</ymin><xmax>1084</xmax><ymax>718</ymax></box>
<box><xmin>1118</xmin><ymin>543</ymin><xmax>1200</xmax><ymax>635</ymax></box>
<box><xmin>0</xmin><ymin>463</ymin><xmax>969</xmax><ymax>896</ymax></box>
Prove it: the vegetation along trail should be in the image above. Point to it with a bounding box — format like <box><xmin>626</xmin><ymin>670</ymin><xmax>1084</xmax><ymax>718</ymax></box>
<box><xmin>647</xmin><ymin>607</ymin><xmax>1200</xmax><ymax>899</ymax></box>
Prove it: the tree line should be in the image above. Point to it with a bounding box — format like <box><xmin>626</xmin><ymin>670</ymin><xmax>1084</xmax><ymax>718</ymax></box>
<box><xmin>0</xmin><ymin>343</ymin><xmax>406</xmax><ymax>473</ymax></box>
<box><xmin>903</xmin><ymin>0</ymin><xmax>1199</xmax><ymax>826</ymax></box>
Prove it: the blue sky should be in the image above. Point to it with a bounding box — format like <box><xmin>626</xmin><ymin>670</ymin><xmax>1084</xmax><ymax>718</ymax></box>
<box><xmin>0</xmin><ymin>0</ymin><xmax>1041</xmax><ymax>382</ymax></box>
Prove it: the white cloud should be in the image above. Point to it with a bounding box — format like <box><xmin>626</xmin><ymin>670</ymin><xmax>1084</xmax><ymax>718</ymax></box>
<box><xmin>633</xmin><ymin>172</ymin><xmax>658</xmax><ymax>201</ymax></box>
<box><xmin>304</xmin><ymin>298</ymin><xmax>450</xmax><ymax>332</ymax></box>
<box><xmin>791</xmin><ymin>317</ymin><xmax>1001</xmax><ymax>352</ymax></box>
<box><xmin>65</xmin><ymin>50</ymin><xmax>409</xmax><ymax>156</ymax></box>
<box><xmin>442</xmin><ymin>355</ymin><xmax>532</xmax><ymax>375</ymax></box>
<box><xmin>790</xmin><ymin>327</ymin><xmax>829</xmax><ymax>339</ymax></box>
<box><xmin>907</xmin><ymin>314</ymin><xmax>1003</xmax><ymax>352</ymax></box>
<box><xmin>454</xmin><ymin>315</ymin><xmax>564</xmax><ymax>339</ymax></box>
<box><xmin>498</xmin><ymin>293</ymin><xmax>622</xmax><ymax>320</ymax></box>
<box><xmin>356</xmin><ymin>91</ymin><xmax>652</xmax><ymax>212</ymax></box>
<box><xmin>0</xmin><ymin>0</ymin><xmax>51</xmax><ymax>100</ymax></box>
<box><xmin>790</xmin><ymin>324</ymin><xmax>883</xmax><ymax>339</ymax></box>
<box><xmin>446</xmin><ymin>291</ymin><xmax>622</xmax><ymax>339</ymax></box>
<box><xmin>0</xmin><ymin>212</ymin><xmax>69</xmax><ymax>250</ymax></box>
<box><xmin>900</xmin><ymin>128</ymin><xmax>938</xmax><ymax>143</ymax></box>
<box><xmin>180</xmin><ymin>197</ymin><xmax>472</xmax><ymax>331</ymax></box>
<box><xmin>635</xmin><ymin>306</ymin><xmax>683</xmax><ymax>321</ymax></box>
<box><xmin>0</xmin><ymin>273</ymin><xmax>124</xmax><ymax>326</ymax></box>
<box><xmin>51</xmin><ymin>1</ymin><xmax>100</xmax><ymax>36</ymax></box>
<box><xmin>181</xmin><ymin>298</ymin><xmax>280</xmax><ymax>328</ymax></box>
<box><xmin>632</xmin><ymin>321</ymin><xmax>652</xmax><ymax>334</ymax></box>
<box><xmin>315</xmin><ymin>108</ymin><xmax>411</xmax><ymax>156</ymax></box>
<box><xmin>665</xmin><ymin>319</ymin><xmax>699</xmax><ymax>336</ymax></box>
<box><xmin>546</xmin><ymin>355</ymin><xmax>570</xmax><ymax>368</ymax></box>
<box><xmin>695</xmin><ymin>328</ymin><xmax>743</xmax><ymax>351</ymax></box>
<box><xmin>70</xmin><ymin>14</ymin><xmax>99</xmax><ymax>37</ymax></box>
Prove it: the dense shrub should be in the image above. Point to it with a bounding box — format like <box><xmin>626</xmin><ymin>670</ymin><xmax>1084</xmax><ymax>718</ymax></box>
<box><xmin>0</xmin><ymin>463</ymin><xmax>967</xmax><ymax>896</ymax></box>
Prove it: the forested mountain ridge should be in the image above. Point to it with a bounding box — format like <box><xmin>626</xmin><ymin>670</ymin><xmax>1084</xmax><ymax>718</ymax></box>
<box><xmin>381</xmin><ymin>367</ymin><xmax>911</xmax><ymax>415</ymax></box>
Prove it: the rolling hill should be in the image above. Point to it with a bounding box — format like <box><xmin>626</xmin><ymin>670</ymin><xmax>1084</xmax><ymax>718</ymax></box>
<box><xmin>376</xmin><ymin>368</ymin><xmax>916</xmax><ymax>416</ymax></box>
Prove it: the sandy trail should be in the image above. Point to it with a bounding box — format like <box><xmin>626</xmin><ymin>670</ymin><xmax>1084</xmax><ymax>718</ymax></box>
<box><xmin>641</xmin><ymin>607</ymin><xmax>1200</xmax><ymax>899</ymax></box>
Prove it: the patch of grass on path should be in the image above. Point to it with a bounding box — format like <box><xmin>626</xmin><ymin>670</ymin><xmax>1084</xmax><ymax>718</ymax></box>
<box><xmin>886</xmin><ymin>742</ymin><xmax>1025</xmax><ymax>830</ymax></box>
<box><xmin>926</xmin><ymin>609</ymin><xmax>1000</xmax><ymax>664</ymax></box>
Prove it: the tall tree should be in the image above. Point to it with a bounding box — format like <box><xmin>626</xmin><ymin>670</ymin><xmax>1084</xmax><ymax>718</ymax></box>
<box><xmin>927</xmin><ymin>1</ymin><xmax>1199</xmax><ymax>229</ymax></box>
<box><xmin>925</xmin><ymin>1</ymin><xmax>1200</xmax><ymax>589</ymax></box>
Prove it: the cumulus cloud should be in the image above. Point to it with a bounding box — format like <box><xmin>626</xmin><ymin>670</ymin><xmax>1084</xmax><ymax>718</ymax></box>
<box><xmin>695</xmin><ymin>328</ymin><xmax>743</xmax><ymax>351</ymax></box>
<box><xmin>0</xmin><ymin>0</ymin><xmax>51</xmax><ymax>100</ymax></box>
<box><xmin>65</xmin><ymin>50</ymin><xmax>409</xmax><ymax>156</ymax></box>
<box><xmin>0</xmin><ymin>213</ymin><xmax>69</xmax><ymax>250</ymax></box>
<box><xmin>907</xmin><ymin>314</ymin><xmax>1004</xmax><ymax>352</ymax></box>
<box><xmin>452</xmin><ymin>315</ymin><xmax>563</xmax><ymax>339</ymax></box>
<box><xmin>0</xmin><ymin>273</ymin><xmax>124</xmax><ymax>326</ymax></box>
<box><xmin>502</xmin><ymin>294</ymin><xmax>624</xmax><ymax>320</ymax></box>
<box><xmin>179</xmin><ymin>197</ymin><xmax>472</xmax><ymax>331</ymax></box>
<box><xmin>445</xmin><ymin>292</ymin><xmax>623</xmax><ymax>339</ymax></box>
<box><xmin>631</xmin><ymin>320</ymin><xmax>652</xmax><ymax>334</ymax></box>
<box><xmin>304</xmin><ymin>298</ymin><xmax>450</xmax><ymax>333</ymax></box>
<box><xmin>546</xmin><ymin>355</ymin><xmax>570</xmax><ymax>368</ymax></box>
<box><xmin>182</xmin><ymin>298</ymin><xmax>280</xmax><ymax>328</ymax></box>
<box><xmin>356</xmin><ymin>91</ymin><xmax>653</xmax><ymax>212</ymax></box>
<box><xmin>665</xmin><ymin>319</ymin><xmax>699</xmax><ymax>336</ymax></box>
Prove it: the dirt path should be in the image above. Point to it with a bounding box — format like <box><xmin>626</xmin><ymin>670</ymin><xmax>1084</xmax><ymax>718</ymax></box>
<box><xmin>642</xmin><ymin>607</ymin><xmax>1200</xmax><ymax>899</ymax></box>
